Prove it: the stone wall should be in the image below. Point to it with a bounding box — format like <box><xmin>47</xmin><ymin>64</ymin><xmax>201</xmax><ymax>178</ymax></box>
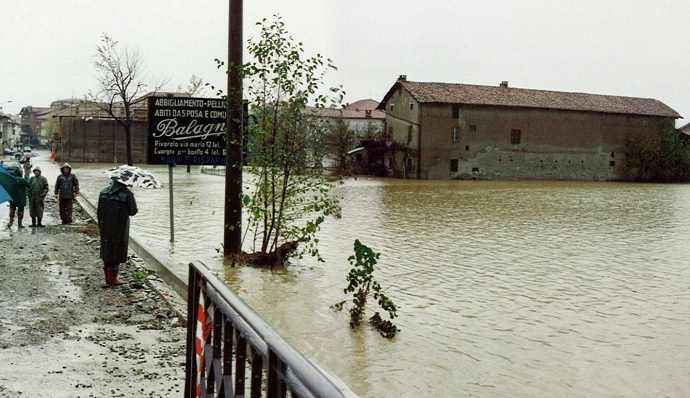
<box><xmin>387</xmin><ymin>100</ymin><xmax>675</xmax><ymax>181</ymax></box>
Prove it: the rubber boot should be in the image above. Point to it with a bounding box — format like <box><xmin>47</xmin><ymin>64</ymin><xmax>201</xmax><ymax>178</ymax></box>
<box><xmin>17</xmin><ymin>210</ymin><xmax>24</xmax><ymax>228</ymax></box>
<box><xmin>101</xmin><ymin>267</ymin><xmax>111</xmax><ymax>288</ymax></box>
<box><xmin>7</xmin><ymin>209</ymin><xmax>14</xmax><ymax>227</ymax></box>
<box><xmin>108</xmin><ymin>268</ymin><xmax>123</xmax><ymax>286</ymax></box>
<box><xmin>30</xmin><ymin>217</ymin><xmax>36</xmax><ymax>227</ymax></box>
<box><xmin>37</xmin><ymin>217</ymin><xmax>45</xmax><ymax>227</ymax></box>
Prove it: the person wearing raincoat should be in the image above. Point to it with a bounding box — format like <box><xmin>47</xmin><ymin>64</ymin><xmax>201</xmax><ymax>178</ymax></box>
<box><xmin>54</xmin><ymin>162</ymin><xmax>79</xmax><ymax>224</ymax></box>
<box><xmin>21</xmin><ymin>157</ymin><xmax>32</xmax><ymax>178</ymax></box>
<box><xmin>97</xmin><ymin>178</ymin><xmax>138</xmax><ymax>287</ymax></box>
<box><xmin>28</xmin><ymin>166</ymin><xmax>49</xmax><ymax>227</ymax></box>
<box><xmin>2</xmin><ymin>168</ymin><xmax>31</xmax><ymax>228</ymax></box>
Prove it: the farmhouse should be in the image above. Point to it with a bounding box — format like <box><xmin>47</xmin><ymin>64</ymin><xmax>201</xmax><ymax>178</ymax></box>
<box><xmin>378</xmin><ymin>76</ymin><xmax>681</xmax><ymax>180</ymax></box>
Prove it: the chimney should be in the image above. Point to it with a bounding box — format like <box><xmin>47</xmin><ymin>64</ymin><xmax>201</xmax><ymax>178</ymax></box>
<box><xmin>500</xmin><ymin>81</ymin><xmax>509</xmax><ymax>88</ymax></box>
<box><xmin>398</xmin><ymin>75</ymin><xmax>407</xmax><ymax>81</ymax></box>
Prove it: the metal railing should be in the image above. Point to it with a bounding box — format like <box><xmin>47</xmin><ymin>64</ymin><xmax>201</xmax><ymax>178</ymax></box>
<box><xmin>184</xmin><ymin>260</ymin><xmax>359</xmax><ymax>398</ymax></box>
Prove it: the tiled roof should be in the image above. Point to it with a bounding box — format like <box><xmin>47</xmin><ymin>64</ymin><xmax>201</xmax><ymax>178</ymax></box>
<box><xmin>678</xmin><ymin>121</ymin><xmax>690</xmax><ymax>131</ymax></box>
<box><xmin>345</xmin><ymin>99</ymin><xmax>381</xmax><ymax>111</ymax></box>
<box><xmin>307</xmin><ymin>101</ymin><xmax>386</xmax><ymax>120</ymax></box>
<box><xmin>383</xmin><ymin>80</ymin><xmax>681</xmax><ymax>118</ymax></box>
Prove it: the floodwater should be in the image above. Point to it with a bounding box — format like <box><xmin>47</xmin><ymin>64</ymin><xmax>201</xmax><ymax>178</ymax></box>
<box><xmin>14</xmin><ymin>152</ymin><xmax>690</xmax><ymax>397</ymax></box>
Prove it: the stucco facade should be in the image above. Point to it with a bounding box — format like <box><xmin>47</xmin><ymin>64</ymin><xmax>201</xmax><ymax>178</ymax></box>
<box><xmin>380</xmin><ymin>78</ymin><xmax>680</xmax><ymax>181</ymax></box>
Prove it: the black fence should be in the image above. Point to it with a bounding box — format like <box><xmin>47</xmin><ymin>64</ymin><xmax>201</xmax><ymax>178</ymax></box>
<box><xmin>184</xmin><ymin>260</ymin><xmax>359</xmax><ymax>398</ymax></box>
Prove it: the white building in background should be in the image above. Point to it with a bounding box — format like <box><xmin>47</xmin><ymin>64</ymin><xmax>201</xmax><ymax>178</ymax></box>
<box><xmin>1</xmin><ymin>112</ymin><xmax>22</xmax><ymax>152</ymax></box>
<box><xmin>308</xmin><ymin>99</ymin><xmax>386</xmax><ymax>136</ymax></box>
<box><xmin>305</xmin><ymin>100</ymin><xmax>384</xmax><ymax>134</ymax></box>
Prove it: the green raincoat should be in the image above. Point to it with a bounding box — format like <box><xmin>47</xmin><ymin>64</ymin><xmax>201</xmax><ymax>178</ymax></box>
<box><xmin>0</xmin><ymin>169</ymin><xmax>30</xmax><ymax>207</ymax></box>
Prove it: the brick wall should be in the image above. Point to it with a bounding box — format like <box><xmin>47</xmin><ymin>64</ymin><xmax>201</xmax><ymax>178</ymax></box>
<box><xmin>57</xmin><ymin>118</ymin><xmax>148</xmax><ymax>164</ymax></box>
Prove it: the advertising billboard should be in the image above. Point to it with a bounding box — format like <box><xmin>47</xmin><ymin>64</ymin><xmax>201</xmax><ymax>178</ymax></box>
<box><xmin>147</xmin><ymin>96</ymin><xmax>227</xmax><ymax>165</ymax></box>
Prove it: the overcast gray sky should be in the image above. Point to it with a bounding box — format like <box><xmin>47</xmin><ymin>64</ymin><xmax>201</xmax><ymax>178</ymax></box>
<box><xmin>1</xmin><ymin>0</ymin><xmax>689</xmax><ymax>127</ymax></box>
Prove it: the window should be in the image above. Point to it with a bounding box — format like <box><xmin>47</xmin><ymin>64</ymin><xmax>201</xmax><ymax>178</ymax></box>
<box><xmin>410</xmin><ymin>102</ymin><xmax>414</xmax><ymax>110</ymax></box>
<box><xmin>469</xmin><ymin>124</ymin><xmax>477</xmax><ymax>132</ymax></box>
<box><xmin>452</xmin><ymin>127</ymin><xmax>459</xmax><ymax>143</ymax></box>
<box><xmin>511</xmin><ymin>129</ymin><xmax>521</xmax><ymax>144</ymax></box>
<box><xmin>356</xmin><ymin>153</ymin><xmax>363</xmax><ymax>161</ymax></box>
<box><xmin>465</xmin><ymin>145</ymin><xmax>470</xmax><ymax>151</ymax></box>
<box><xmin>407</xmin><ymin>126</ymin><xmax>413</xmax><ymax>143</ymax></box>
<box><xmin>452</xmin><ymin>104</ymin><xmax>460</xmax><ymax>118</ymax></box>
<box><xmin>390</xmin><ymin>104</ymin><xmax>395</xmax><ymax>112</ymax></box>
<box><xmin>450</xmin><ymin>159</ymin><xmax>459</xmax><ymax>173</ymax></box>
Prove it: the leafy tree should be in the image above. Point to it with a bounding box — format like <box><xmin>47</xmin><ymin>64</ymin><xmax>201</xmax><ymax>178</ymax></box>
<box><xmin>322</xmin><ymin>118</ymin><xmax>357</xmax><ymax>175</ymax></box>
<box><xmin>239</xmin><ymin>16</ymin><xmax>343</xmax><ymax>264</ymax></box>
<box><xmin>91</xmin><ymin>33</ymin><xmax>165</xmax><ymax>165</ymax></box>
<box><xmin>623</xmin><ymin>129</ymin><xmax>690</xmax><ymax>182</ymax></box>
<box><xmin>332</xmin><ymin>240</ymin><xmax>400</xmax><ymax>338</ymax></box>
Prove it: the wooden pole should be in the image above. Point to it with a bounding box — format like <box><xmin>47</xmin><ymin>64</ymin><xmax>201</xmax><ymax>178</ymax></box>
<box><xmin>224</xmin><ymin>0</ymin><xmax>243</xmax><ymax>256</ymax></box>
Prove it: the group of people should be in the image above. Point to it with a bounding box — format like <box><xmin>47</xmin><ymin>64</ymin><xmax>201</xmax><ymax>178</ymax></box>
<box><xmin>3</xmin><ymin>160</ymin><xmax>138</xmax><ymax>288</ymax></box>
<box><xmin>4</xmin><ymin>162</ymin><xmax>80</xmax><ymax>228</ymax></box>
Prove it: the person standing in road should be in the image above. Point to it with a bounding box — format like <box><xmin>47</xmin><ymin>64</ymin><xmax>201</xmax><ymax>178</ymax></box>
<box><xmin>4</xmin><ymin>169</ymin><xmax>31</xmax><ymax>228</ymax></box>
<box><xmin>54</xmin><ymin>162</ymin><xmax>79</xmax><ymax>224</ymax></box>
<box><xmin>28</xmin><ymin>166</ymin><xmax>49</xmax><ymax>227</ymax></box>
<box><xmin>97</xmin><ymin>178</ymin><xmax>138</xmax><ymax>287</ymax></box>
<box><xmin>21</xmin><ymin>157</ymin><xmax>32</xmax><ymax>178</ymax></box>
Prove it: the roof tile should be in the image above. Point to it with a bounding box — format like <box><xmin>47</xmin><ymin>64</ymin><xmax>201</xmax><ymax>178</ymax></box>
<box><xmin>398</xmin><ymin>81</ymin><xmax>680</xmax><ymax>118</ymax></box>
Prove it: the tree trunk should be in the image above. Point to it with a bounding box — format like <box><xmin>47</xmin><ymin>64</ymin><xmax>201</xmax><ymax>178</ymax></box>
<box><xmin>125</xmin><ymin>125</ymin><xmax>133</xmax><ymax>166</ymax></box>
<box><xmin>230</xmin><ymin>240</ymin><xmax>298</xmax><ymax>267</ymax></box>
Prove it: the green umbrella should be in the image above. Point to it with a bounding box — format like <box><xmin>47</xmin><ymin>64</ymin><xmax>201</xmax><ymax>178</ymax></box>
<box><xmin>0</xmin><ymin>167</ymin><xmax>15</xmax><ymax>203</ymax></box>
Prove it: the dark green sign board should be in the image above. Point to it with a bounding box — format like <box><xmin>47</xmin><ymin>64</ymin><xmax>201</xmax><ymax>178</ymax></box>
<box><xmin>147</xmin><ymin>97</ymin><xmax>227</xmax><ymax>165</ymax></box>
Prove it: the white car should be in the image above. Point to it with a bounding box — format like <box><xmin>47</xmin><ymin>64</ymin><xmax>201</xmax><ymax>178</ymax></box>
<box><xmin>1</xmin><ymin>160</ymin><xmax>21</xmax><ymax>175</ymax></box>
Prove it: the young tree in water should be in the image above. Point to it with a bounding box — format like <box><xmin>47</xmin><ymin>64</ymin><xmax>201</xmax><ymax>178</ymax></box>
<box><xmin>91</xmin><ymin>33</ymin><xmax>164</xmax><ymax>166</ymax></box>
<box><xmin>239</xmin><ymin>16</ymin><xmax>344</xmax><ymax>264</ymax></box>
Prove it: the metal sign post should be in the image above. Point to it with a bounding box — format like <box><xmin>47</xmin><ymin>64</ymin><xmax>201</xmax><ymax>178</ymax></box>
<box><xmin>169</xmin><ymin>164</ymin><xmax>175</xmax><ymax>242</ymax></box>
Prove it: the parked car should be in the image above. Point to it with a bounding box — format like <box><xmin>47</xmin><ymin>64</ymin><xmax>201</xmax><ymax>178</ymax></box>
<box><xmin>23</xmin><ymin>146</ymin><xmax>32</xmax><ymax>153</ymax></box>
<box><xmin>3</xmin><ymin>148</ymin><xmax>13</xmax><ymax>155</ymax></box>
<box><xmin>1</xmin><ymin>160</ymin><xmax>21</xmax><ymax>175</ymax></box>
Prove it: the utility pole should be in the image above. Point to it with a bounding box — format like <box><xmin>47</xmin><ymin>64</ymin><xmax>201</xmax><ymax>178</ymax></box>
<box><xmin>224</xmin><ymin>0</ymin><xmax>243</xmax><ymax>256</ymax></box>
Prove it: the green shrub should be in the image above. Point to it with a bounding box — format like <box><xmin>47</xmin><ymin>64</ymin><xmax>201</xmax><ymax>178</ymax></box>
<box><xmin>332</xmin><ymin>240</ymin><xmax>399</xmax><ymax>338</ymax></box>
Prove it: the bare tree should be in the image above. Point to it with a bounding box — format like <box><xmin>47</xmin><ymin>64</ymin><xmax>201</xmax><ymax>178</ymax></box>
<box><xmin>176</xmin><ymin>75</ymin><xmax>206</xmax><ymax>97</ymax></box>
<box><xmin>91</xmin><ymin>33</ymin><xmax>164</xmax><ymax>165</ymax></box>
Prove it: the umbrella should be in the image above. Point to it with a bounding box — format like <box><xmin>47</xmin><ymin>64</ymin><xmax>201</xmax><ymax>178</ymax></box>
<box><xmin>23</xmin><ymin>152</ymin><xmax>40</xmax><ymax>158</ymax></box>
<box><xmin>0</xmin><ymin>184</ymin><xmax>10</xmax><ymax>204</ymax></box>
<box><xmin>0</xmin><ymin>167</ymin><xmax>14</xmax><ymax>204</ymax></box>
<box><xmin>104</xmin><ymin>165</ymin><xmax>162</xmax><ymax>189</ymax></box>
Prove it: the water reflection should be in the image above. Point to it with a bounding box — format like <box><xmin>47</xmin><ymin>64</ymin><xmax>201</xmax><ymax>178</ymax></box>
<box><xmin>28</xmin><ymin>154</ymin><xmax>690</xmax><ymax>397</ymax></box>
